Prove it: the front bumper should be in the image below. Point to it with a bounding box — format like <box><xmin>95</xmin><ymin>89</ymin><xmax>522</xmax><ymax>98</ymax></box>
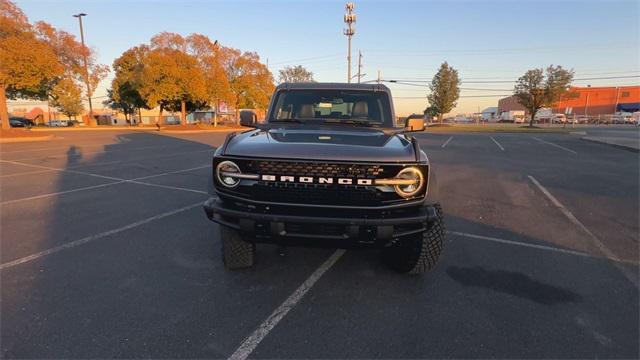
<box><xmin>203</xmin><ymin>196</ymin><xmax>438</xmax><ymax>247</ymax></box>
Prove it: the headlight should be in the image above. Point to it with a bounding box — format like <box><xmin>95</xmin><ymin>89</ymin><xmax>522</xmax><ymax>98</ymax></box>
<box><xmin>394</xmin><ymin>167</ymin><xmax>424</xmax><ymax>198</ymax></box>
<box><xmin>216</xmin><ymin>160</ymin><xmax>242</xmax><ymax>188</ymax></box>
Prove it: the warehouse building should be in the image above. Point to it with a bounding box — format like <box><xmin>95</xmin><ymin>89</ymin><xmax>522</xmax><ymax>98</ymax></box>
<box><xmin>498</xmin><ymin>85</ymin><xmax>640</xmax><ymax>116</ymax></box>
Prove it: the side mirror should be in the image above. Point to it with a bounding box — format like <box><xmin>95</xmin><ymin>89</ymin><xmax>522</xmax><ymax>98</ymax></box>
<box><xmin>240</xmin><ymin>110</ymin><xmax>258</xmax><ymax>127</ymax></box>
<box><xmin>405</xmin><ymin>118</ymin><xmax>425</xmax><ymax>132</ymax></box>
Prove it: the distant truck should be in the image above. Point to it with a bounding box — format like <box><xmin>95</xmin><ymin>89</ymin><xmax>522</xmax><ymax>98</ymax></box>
<box><xmin>500</xmin><ymin>110</ymin><xmax>525</xmax><ymax>123</ymax></box>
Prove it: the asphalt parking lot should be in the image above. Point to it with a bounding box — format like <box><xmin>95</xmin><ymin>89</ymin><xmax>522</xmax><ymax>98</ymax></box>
<box><xmin>1</xmin><ymin>127</ymin><xmax>638</xmax><ymax>358</ymax></box>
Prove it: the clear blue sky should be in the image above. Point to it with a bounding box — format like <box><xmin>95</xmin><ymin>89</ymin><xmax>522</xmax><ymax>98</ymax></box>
<box><xmin>15</xmin><ymin>0</ymin><xmax>640</xmax><ymax>115</ymax></box>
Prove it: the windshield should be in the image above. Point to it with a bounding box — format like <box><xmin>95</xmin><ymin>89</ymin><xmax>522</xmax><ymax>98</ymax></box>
<box><xmin>268</xmin><ymin>89</ymin><xmax>393</xmax><ymax>127</ymax></box>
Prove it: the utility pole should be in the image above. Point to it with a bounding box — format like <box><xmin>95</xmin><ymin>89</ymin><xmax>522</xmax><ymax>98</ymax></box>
<box><xmin>343</xmin><ymin>3</ymin><xmax>356</xmax><ymax>83</ymax></box>
<box><xmin>377</xmin><ymin>70</ymin><xmax>381</xmax><ymax>84</ymax></box>
<box><xmin>356</xmin><ymin>51</ymin><xmax>363</xmax><ymax>83</ymax></box>
<box><xmin>73</xmin><ymin>13</ymin><xmax>93</xmax><ymax>126</ymax></box>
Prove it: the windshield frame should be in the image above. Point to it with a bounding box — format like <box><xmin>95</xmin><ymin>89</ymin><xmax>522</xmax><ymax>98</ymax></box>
<box><xmin>267</xmin><ymin>89</ymin><xmax>395</xmax><ymax>128</ymax></box>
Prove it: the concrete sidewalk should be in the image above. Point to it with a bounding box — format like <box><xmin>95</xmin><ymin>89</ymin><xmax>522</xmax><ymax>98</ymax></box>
<box><xmin>581</xmin><ymin>136</ymin><xmax>640</xmax><ymax>152</ymax></box>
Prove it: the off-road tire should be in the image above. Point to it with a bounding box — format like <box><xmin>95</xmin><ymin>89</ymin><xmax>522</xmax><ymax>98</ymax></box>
<box><xmin>220</xmin><ymin>226</ymin><xmax>255</xmax><ymax>269</ymax></box>
<box><xmin>383</xmin><ymin>204</ymin><xmax>445</xmax><ymax>274</ymax></box>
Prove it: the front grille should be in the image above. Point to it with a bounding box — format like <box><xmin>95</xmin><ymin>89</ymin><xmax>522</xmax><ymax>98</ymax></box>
<box><xmin>245</xmin><ymin>160</ymin><xmax>387</xmax><ymax>179</ymax></box>
<box><xmin>216</xmin><ymin>158</ymin><xmax>427</xmax><ymax>207</ymax></box>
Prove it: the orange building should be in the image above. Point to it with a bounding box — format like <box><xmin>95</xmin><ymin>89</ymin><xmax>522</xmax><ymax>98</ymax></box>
<box><xmin>553</xmin><ymin>86</ymin><xmax>640</xmax><ymax>115</ymax></box>
<box><xmin>498</xmin><ymin>85</ymin><xmax>640</xmax><ymax>116</ymax></box>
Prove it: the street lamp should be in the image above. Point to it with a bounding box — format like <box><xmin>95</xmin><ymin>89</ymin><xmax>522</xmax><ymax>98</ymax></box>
<box><xmin>73</xmin><ymin>13</ymin><xmax>93</xmax><ymax>125</ymax></box>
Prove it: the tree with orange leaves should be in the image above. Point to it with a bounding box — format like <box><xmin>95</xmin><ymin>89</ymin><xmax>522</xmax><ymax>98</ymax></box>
<box><xmin>0</xmin><ymin>0</ymin><xmax>108</xmax><ymax>128</ymax></box>
<box><xmin>221</xmin><ymin>48</ymin><xmax>274</xmax><ymax>124</ymax></box>
<box><xmin>139</xmin><ymin>47</ymin><xmax>207</xmax><ymax>125</ymax></box>
<box><xmin>0</xmin><ymin>0</ymin><xmax>63</xmax><ymax>129</ymax></box>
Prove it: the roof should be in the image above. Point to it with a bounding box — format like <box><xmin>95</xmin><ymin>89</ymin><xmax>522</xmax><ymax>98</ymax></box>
<box><xmin>276</xmin><ymin>82</ymin><xmax>391</xmax><ymax>92</ymax></box>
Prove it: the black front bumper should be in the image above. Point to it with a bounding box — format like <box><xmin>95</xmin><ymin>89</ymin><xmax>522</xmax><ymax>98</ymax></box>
<box><xmin>203</xmin><ymin>197</ymin><xmax>438</xmax><ymax>247</ymax></box>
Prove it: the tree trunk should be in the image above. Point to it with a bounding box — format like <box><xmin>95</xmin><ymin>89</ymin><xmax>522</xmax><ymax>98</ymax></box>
<box><xmin>157</xmin><ymin>106</ymin><xmax>163</xmax><ymax>126</ymax></box>
<box><xmin>214</xmin><ymin>98</ymin><xmax>219</xmax><ymax>127</ymax></box>
<box><xmin>138</xmin><ymin>107</ymin><xmax>142</xmax><ymax>126</ymax></box>
<box><xmin>181</xmin><ymin>100</ymin><xmax>186</xmax><ymax>125</ymax></box>
<box><xmin>0</xmin><ymin>85</ymin><xmax>10</xmax><ymax>130</ymax></box>
<box><xmin>235</xmin><ymin>101</ymin><xmax>240</xmax><ymax>126</ymax></box>
<box><xmin>437</xmin><ymin>114</ymin><xmax>443</xmax><ymax>123</ymax></box>
<box><xmin>529</xmin><ymin>109</ymin><xmax>536</xmax><ymax>128</ymax></box>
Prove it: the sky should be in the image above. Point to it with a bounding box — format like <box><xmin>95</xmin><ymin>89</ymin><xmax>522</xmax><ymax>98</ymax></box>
<box><xmin>12</xmin><ymin>0</ymin><xmax>640</xmax><ymax>116</ymax></box>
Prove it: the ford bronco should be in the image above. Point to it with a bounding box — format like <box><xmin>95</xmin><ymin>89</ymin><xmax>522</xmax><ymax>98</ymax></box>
<box><xmin>203</xmin><ymin>83</ymin><xmax>444</xmax><ymax>274</ymax></box>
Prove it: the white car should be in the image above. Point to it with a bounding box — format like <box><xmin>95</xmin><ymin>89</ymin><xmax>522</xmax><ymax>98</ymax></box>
<box><xmin>48</xmin><ymin>120</ymin><xmax>68</xmax><ymax>127</ymax></box>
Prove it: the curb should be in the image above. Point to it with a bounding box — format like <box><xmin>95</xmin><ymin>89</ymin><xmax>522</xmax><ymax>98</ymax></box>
<box><xmin>0</xmin><ymin>135</ymin><xmax>55</xmax><ymax>143</ymax></box>
<box><xmin>580</xmin><ymin>137</ymin><xmax>639</xmax><ymax>153</ymax></box>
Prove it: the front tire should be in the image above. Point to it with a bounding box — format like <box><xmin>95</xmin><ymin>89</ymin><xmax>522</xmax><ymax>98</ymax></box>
<box><xmin>383</xmin><ymin>204</ymin><xmax>445</xmax><ymax>274</ymax></box>
<box><xmin>220</xmin><ymin>226</ymin><xmax>255</xmax><ymax>269</ymax></box>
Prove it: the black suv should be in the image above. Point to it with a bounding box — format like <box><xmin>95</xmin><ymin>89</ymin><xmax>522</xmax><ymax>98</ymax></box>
<box><xmin>204</xmin><ymin>83</ymin><xmax>445</xmax><ymax>274</ymax></box>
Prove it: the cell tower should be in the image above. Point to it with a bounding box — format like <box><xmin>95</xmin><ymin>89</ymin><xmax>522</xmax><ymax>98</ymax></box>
<box><xmin>344</xmin><ymin>3</ymin><xmax>356</xmax><ymax>83</ymax></box>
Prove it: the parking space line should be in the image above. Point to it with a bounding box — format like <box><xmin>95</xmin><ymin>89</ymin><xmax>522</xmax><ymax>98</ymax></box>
<box><xmin>0</xmin><ymin>168</ymin><xmax>58</xmax><ymax>178</ymax></box>
<box><xmin>0</xmin><ymin>202</ymin><xmax>203</xmax><ymax>270</ymax></box>
<box><xmin>490</xmin><ymin>136</ymin><xmax>505</xmax><ymax>151</ymax></box>
<box><xmin>533</xmin><ymin>137</ymin><xmax>578</xmax><ymax>154</ymax></box>
<box><xmin>7</xmin><ymin>144</ymin><xmax>181</xmax><ymax>162</ymax></box>
<box><xmin>0</xmin><ymin>165</ymin><xmax>209</xmax><ymax>205</ymax></box>
<box><xmin>528</xmin><ymin>175</ymin><xmax>638</xmax><ymax>286</ymax></box>
<box><xmin>441</xmin><ymin>136</ymin><xmax>453</xmax><ymax>148</ymax></box>
<box><xmin>0</xmin><ymin>149</ymin><xmax>214</xmax><ymax>178</ymax></box>
<box><xmin>228</xmin><ymin>249</ymin><xmax>346</xmax><ymax>360</ymax></box>
<box><xmin>449</xmin><ymin>230</ymin><xmax>601</xmax><ymax>259</ymax></box>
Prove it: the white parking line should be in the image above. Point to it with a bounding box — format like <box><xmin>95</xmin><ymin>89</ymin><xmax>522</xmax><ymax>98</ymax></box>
<box><xmin>490</xmin><ymin>136</ymin><xmax>505</xmax><ymax>151</ymax></box>
<box><xmin>228</xmin><ymin>249</ymin><xmax>346</xmax><ymax>360</ymax></box>
<box><xmin>449</xmin><ymin>231</ymin><xmax>596</xmax><ymax>259</ymax></box>
<box><xmin>528</xmin><ymin>175</ymin><xmax>637</xmax><ymax>287</ymax></box>
<box><xmin>441</xmin><ymin>136</ymin><xmax>453</xmax><ymax>148</ymax></box>
<box><xmin>0</xmin><ymin>148</ymin><xmax>214</xmax><ymax>178</ymax></box>
<box><xmin>0</xmin><ymin>202</ymin><xmax>203</xmax><ymax>270</ymax></box>
<box><xmin>533</xmin><ymin>137</ymin><xmax>577</xmax><ymax>154</ymax></box>
<box><xmin>7</xmin><ymin>144</ymin><xmax>177</xmax><ymax>162</ymax></box>
<box><xmin>0</xmin><ymin>165</ymin><xmax>209</xmax><ymax>205</ymax></box>
<box><xmin>0</xmin><ymin>168</ymin><xmax>58</xmax><ymax>178</ymax></box>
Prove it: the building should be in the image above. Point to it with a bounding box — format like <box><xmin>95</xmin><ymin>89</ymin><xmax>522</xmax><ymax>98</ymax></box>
<box><xmin>553</xmin><ymin>86</ymin><xmax>640</xmax><ymax>116</ymax></box>
<box><xmin>497</xmin><ymin>96</ymin><xmax>527</xmax><ymax>115</ymax></box>
<box><xmin>497</xmin><ymin>85</ymin><xmax>640</xmax><ymax>117</ymax></box>
<box><xmin>481</xmin><ymin>107</ymin><xmax>499</xmax><ymax>121</ymax></box>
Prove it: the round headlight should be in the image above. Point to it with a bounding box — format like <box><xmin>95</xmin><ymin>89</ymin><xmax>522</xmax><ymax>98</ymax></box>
<box><xmin>216</xmin><ymin>161</ymin><xmax>242</xmax><ymax>188</ymax></box>
<box><xmin>394</xmin><ymin>167</ymin><xmax>424</xmax><ymax>198</ymax></box>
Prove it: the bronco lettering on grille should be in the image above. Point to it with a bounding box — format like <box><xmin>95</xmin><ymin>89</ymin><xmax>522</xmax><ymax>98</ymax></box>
<box><xmin>261</xmin><ymin>174</ymin><xmax>373</xmax><ymax>186</ymax></box>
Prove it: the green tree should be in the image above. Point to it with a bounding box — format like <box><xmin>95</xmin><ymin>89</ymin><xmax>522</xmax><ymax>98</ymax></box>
<box><xmin>0</xmin><ymin>0</ymin><xmax>64</xmax><ymax>129</ymax></box>
<box><xmin>514</xmin><ymin>65</ymin><xmax>574</xmax><ymax>127</ymax></box>
<box><xmin>427</xmin><ymin>62</ymin><xmax>460</xmax><ymax>122</ymax></box>
<box><xmin>423</xmin><ymin>105</ymin><xmax>438</xmax><ymax>121</ymax></box>
<box><xmin>49</xmin><ymin>78</ymin><xmax>84</xmax><ymax>119</ymax></box>
<box><xmin>278</xmin><ymin>65</ymin><xmax>315</xmax><ymax>83</ymax></box>
<box><xmin>110</xmin><ymin>45</ymin><xmax>150</xmax><ymax>124</ymax></box>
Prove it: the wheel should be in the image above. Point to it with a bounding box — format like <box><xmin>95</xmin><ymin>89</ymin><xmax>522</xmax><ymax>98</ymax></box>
<box><xmin>383</xmin><ymin>204</ymin><xmax>445</xmax><ymax>274</ymax></box>
<box><xmin>220</xmin><ymin>226</ymin><xmax>255</xmax><ymax>269</ymax></box>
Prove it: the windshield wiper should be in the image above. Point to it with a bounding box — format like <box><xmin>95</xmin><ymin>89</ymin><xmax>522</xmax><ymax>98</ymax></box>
<box><xmin>322</xmin><ymin>119</ymin><xmax>379</xmax><ymax>127</ymax></box>
<box><xmin>270</xmin><ymin>118</ymin><xmax>304</xmax><ymax>123</ymax></box>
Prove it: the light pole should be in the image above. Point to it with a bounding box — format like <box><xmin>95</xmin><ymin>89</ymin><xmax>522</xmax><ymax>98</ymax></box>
<box><xmin>212</xmin><ymin>40</ymin><xmax>219</xmax><ymax>127</ymax></box>
<box><xmin>343</xmin><ymin>3</ymin><xmax>356</xmax><ymax>83</ymax></box>
<box><xmin>73</xmin><ymin>13</ymin><xmax>93</xmax><ymax>125</ymax></box>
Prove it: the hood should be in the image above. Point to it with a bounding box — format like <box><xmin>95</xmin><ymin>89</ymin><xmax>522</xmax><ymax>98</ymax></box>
<box><xmin>224</xmin><ymin>125</ymin><xmax>416</xmax><ymax>162</ymax></box>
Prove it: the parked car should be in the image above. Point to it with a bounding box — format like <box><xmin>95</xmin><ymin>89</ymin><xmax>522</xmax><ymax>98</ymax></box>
<box><xmin>9</xmin><ymin>118</ymin><xmax>25</xmax><ymax>127</ymax></box>
<box><xmin>48</xmin><ymin>120</ymin><xmax>68</xmax><ymax>127</ymax></box>
<box><xmin>9</xmin><ymin>117</ymin><xmax>34</xmax><ymax>127</ymax></box>
<box><xmin>204</xmin><ymin>82</ymin><xmax>445</xmax><ymax>274</ymax></box>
